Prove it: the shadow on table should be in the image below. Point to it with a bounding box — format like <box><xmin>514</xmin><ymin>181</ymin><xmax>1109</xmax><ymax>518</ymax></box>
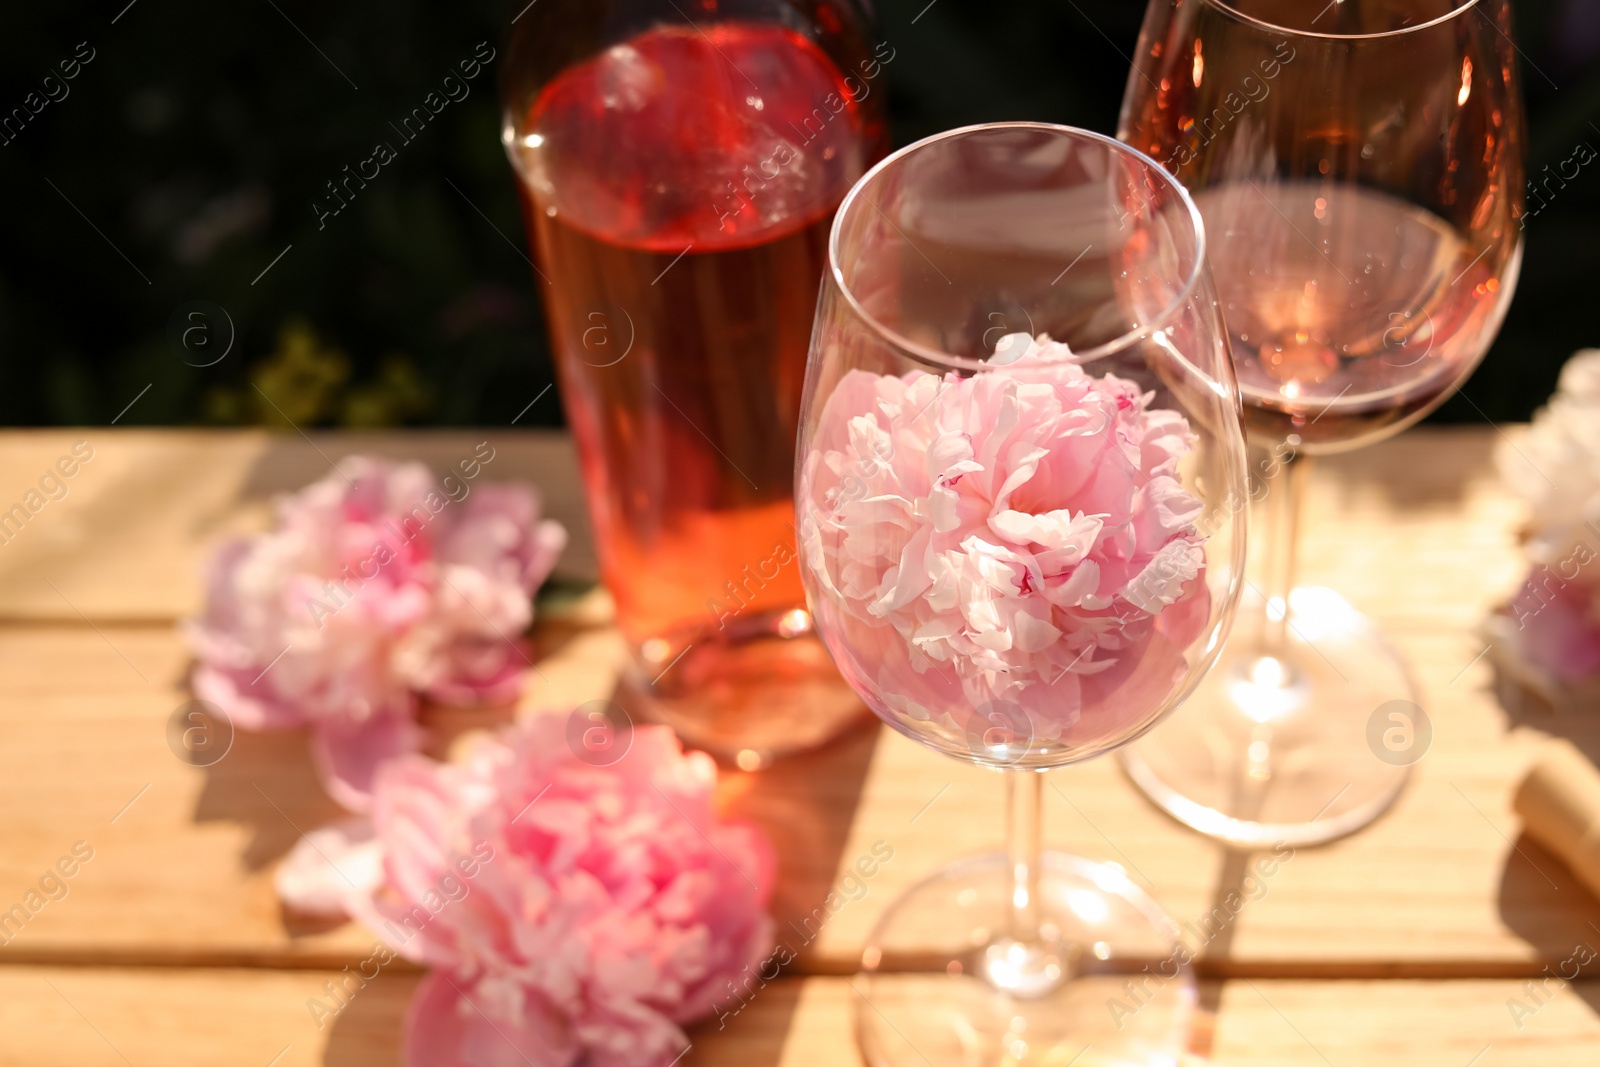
<box><xmin>191</xmin><ymin>725</ymin><xmax>349</xmax><ymax>873</ymax></box>
<box><xmin>717</xmin><ymin>715</ymin><xmax>883</xmax><ymax>972</ymax></box>
<box><xmin>1189</xmin><ymin>848</ymin><xmax>1252</xmax><ymax>1021</ymax></box>
<box><xmin>1112</xmin><ymin>846</ymin><xmax>1265</xmax><ymax>1062</ymax></box>
<box><xmin>323</xmin><ymin>971</ymin><xmax>418</xmax><ymax>1067</ymax></box>
<box><xmin>318</xmin><ymin>969</ymin><xmax>811</xmax><ymax>1066</ymax></box>
<box><xmin>682</xmin><ymin>977</ymin><xmax>814</xmax><ymax>1065</ymax></box>
<box><xmin>1489</xmin><ymin>662</ymin><xmax>1600</xmax><ymax>965</ymax></box>
<box><xmin>187</xmin><ymin>694</ymin><xmax>522</xmax><ymax>880</ymax></box>
<box><xmin>1572</xmin><ymin>983</ymin><xmax>1600</xmax><ymax>1026</ymax></box>
<box><xmin>1497</xmin><ymin>830</ymin><xmax>1600</xmax><ymax>966</ymax></box>
<box><xmin>1492</xmin><ymin>660</ymin><xmax>1600</xmax><ymax>764</ymax></box>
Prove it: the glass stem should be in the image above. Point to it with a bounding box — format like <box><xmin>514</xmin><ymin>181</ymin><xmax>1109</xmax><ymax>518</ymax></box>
<box><xmin>1260</xmin><ymin>447</ymin><xmax>1309</xmax><ymax>658</ymax></box>
<box><xmin>1007</xmin><ymin>769</ymin><xmax>1043</xmax><ymax>946</ymax></box>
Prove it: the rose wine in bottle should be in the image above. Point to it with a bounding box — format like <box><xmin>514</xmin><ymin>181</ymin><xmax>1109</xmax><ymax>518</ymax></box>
<box><xmin>505</xmin><ymin>20</ymin><xmax>888</xmax><ymax>757</ymax></box>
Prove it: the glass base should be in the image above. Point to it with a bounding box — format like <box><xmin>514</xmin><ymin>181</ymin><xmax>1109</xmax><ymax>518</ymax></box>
<box><xmin>1121</xmin><ymin>587</ymin><xmax>1415</xmax><ymax>847</ymax></box>
<box><xmin>623</xmin><ymin>607</ymin><xmax>866</xmax><ymax>768</ymax></box>
<box><xmin>855</xmin><ymin>851</ymin><xmax>1194</xmax><ymax>1067</ymax></box>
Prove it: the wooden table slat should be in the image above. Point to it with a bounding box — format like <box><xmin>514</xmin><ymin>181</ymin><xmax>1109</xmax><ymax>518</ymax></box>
<box><xmin>2</xmin><ymin>426</ymin><xmax>1596</xmax><ymax>1063</ymax></box>
<box><xmin>2</xmin><ymin>971</ymin><xmax>1597</xmax><ymax>1066</ymax></box>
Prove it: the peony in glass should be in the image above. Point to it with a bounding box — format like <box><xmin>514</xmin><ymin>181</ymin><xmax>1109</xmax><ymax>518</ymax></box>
<box><xmin>795</xmin><ymin>123</ymin><xmax>1248</xmax><ymax>1066</ymax></box>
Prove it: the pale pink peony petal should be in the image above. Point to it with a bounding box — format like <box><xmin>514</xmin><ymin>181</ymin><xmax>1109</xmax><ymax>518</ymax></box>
<box><xmin>274</xmin><ymin>817</ymin><xmax>383</xmax><ymax>917</ymax></box>
<box><xmin>1512</xmin><ymin>573</ymin><xmax>1600</xmax><ymax>683</ymax></box>
<box><xmin>311</xmin><ymin>707</ymin><xmax>424</xmax><ymax>814</ymax></box>
<box><xmin>190</xmin><ymin>663</ymin><xmax>302</xmax><ymax>731</ymax></box>
<box><xmin>405</xmin><ymin>970</ymin><xmax>578</xmax><ymax>1067</ymax></box>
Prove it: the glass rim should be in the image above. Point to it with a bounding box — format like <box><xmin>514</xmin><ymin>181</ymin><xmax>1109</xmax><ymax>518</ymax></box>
<box><xmin>1205</xmin><ymin>0</ymin><xmax>1484</xmax><ymax>41</ymax></box>
<box><xmin>827</xmin><ymin>121</ymin><xmax>1211</xmax><ymax>374</ymax></box>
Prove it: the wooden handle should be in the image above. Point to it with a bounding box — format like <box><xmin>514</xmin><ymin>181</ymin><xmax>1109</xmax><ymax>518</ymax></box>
<box><xmin>1513</xmin><ymin>739</ymin><xmax>1600</xmax><ymax>901</ymax></box>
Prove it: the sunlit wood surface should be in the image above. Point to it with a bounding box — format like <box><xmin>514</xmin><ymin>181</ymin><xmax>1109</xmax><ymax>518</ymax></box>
<box><xmin>2</xmin><ymin>427</ymin><xmax>1596</xmax><ymax>1063</ymax></box>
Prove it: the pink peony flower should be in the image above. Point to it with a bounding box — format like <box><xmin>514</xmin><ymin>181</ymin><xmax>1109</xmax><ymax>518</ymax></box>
<box><xmin>276</xmin><ymin>715</ymin><xmax>775</xmax><ymax>1067</ymax></box>
<box><xmin>799</xmin><ymin>334</ymin><xmax>1210</xmax><ymax>748</ymax></box>
<box><xmin>1490</xmin><ymin>349</ymin><xmax>1600</xmax><ymax>695</ymax></box>
<box><xmin>1497</xmin><ymin>349</ymin><xmax>1600</xmax><ymax>566</ymax></box>
<box><xmin>1511</xmin><ymin>570</ymin><xmax>1600</xmax><ymax>683</ymax></box>
<box><xmin>187</xmin><ymin>455</ymin><xmax>566</xmax><ymax>810</ymax></box>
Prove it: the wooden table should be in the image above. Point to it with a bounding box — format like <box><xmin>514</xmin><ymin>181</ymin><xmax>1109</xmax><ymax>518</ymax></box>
<box><xmin>2</xmin><ymin>427</ymin><xmax>1598</xmax><ymax>1065</ymax></box>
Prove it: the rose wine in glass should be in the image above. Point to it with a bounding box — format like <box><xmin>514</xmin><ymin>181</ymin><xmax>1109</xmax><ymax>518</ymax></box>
<box><xmin>798</xmin><ymin>122</ymin><xmax>1248</xmax><ymax>1067</ymax></box>
<box><xmin>501</xmin><ymin>5</ymin><xmax>889</xmax><ymax>762</ymax></box>
<box><xmin>1118</xmin><ymin>0</ymin><xmax>1525</xmax><ymax>844</ymax></box>
<box><xmin>1198</xmin><ymin>180</ymin><xmax>1511</xmax><ymax>448</ymax></box>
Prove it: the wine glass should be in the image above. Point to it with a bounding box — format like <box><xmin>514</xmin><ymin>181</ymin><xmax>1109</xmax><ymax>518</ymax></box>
<box><xmin>1117</xmin><ymin>0</ymin><xmax>1525</xmax><ymax>845</ymax></box>
<box><xmin>796</xmin><ymin>123</ymin><xmax>1248</xmax><ymax>1066</ymax></box>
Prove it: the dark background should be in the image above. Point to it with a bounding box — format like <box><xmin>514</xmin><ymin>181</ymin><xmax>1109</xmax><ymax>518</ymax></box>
<box><xmin>0</xmin><ymin>0</ymin><xmax>1595</xmax><ymax>430</ymax></box>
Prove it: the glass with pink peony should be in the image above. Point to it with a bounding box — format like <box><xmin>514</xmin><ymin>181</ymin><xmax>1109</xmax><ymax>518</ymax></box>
<box><xmin>796</xmin><ymin>124</ymin><xmax>1248</xmax><ymax>1066</ymax></box>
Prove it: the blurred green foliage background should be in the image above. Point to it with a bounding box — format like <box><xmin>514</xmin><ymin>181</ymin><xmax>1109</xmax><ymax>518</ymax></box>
<box><xmin>0</xmin><ymin>0</ymin><xmax>1595</xmax><ymax>429</ymax></box>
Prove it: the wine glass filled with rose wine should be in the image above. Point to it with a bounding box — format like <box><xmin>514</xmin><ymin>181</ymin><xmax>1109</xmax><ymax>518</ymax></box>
<box><xmin>797</xmin><ymin>123</ymin><xmax>1248</xmax><ymax>1066</ymax></box>
<box><xmin>1118</xmin><ymin>0</ymin><xmax>1526</xmax><ymax>845</ymax></box>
